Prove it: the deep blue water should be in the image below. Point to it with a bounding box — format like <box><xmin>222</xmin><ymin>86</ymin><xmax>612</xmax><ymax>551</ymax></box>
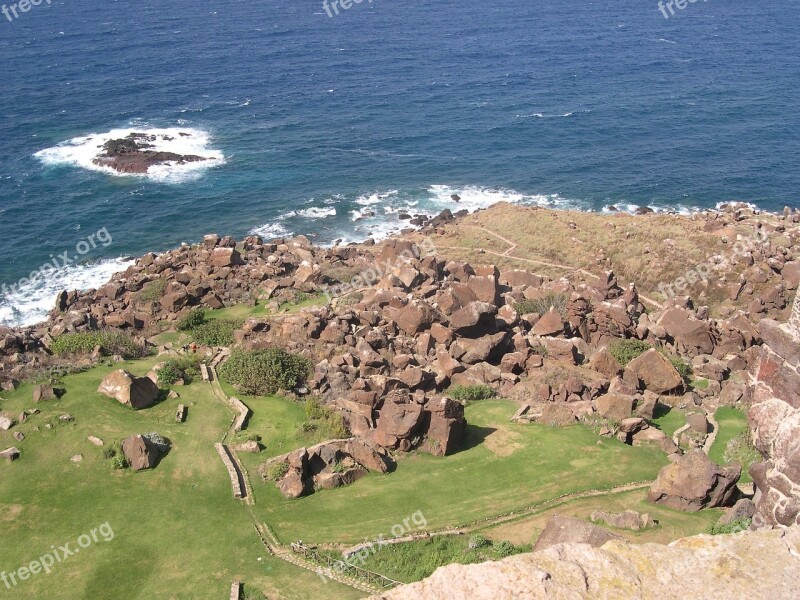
<box><xmin>0</xmin><ymin>0</ymin><xmax>798</xmax><ymax>324</ymax></box>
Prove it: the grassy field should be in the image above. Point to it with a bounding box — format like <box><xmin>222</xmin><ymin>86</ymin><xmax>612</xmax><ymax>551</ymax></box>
<box><xmin>709</xmin><ymin>407</ymin><xmax>758</xmax><ymax>484</ymax></box>
<box><xmin>249</xmin><ymin>399</ymin><xmax>669</xmax><ymax>544</ymax></box>
<box><xmin>480</xmin><ymin>487</ymin><xmax>722</xmax><ymax>546</ymax></box>
<box><xmin>0</xmin><ymin>360</ymin><xmax>360</xmax><ymax>600</ymax></box>
<box><xmin>407</xmin><ymin>203</ymin><xmax>787</xmax><ymax>315</ymax></box>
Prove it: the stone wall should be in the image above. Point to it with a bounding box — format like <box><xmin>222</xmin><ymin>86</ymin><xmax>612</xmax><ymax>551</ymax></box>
<box><xmin>215</xmin><ymin>443</ymin><xmax>243</xmax><ymax>499</ymax></box>
<box><xmin>748</xmin><ymin>291</ymin><xmax>800</xmax><ymax>528</ymax></box>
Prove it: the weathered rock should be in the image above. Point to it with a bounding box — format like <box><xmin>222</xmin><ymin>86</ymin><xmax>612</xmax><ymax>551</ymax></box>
<box><xmin>533</xmin><ymin>515</ymin><xmax>622</xmax><ymax>551</ymax></box>
<box><xmin>538</xmin><ymin>403</ymin><xmax>577</xmax><ymax>427</ymax></box>
<box><xmin>588</xmin><ymin>347</ymin><xmax>623</xmax><ymax>379</ymax></box>
<box><xmin>0</xmin><ymin>416</ymin><xmax>14</xmax><ymax>431</ymax></box>
<box><xmin>121</xmin><ymin>434</ymin><xmax>161</xmax><ymax>471</ymax></box>
<box><xmin>448</xmin><ymin>301</ymin><xmax>497</xmax><ymax>336</ymax></box>
<box><xmin>718</xmin><ymin>498</ymin><xmax>756</xmax><ymax>526</ymax></box>
<box><xmin>0</xmin><ymin>447</ymin><xmax>20</xmax><ymax>461</ymax></box>
<box><xmin>594</xmin><ymin>393</ymin><xmax>634</xmax><ymax>421</ymax></box>
<box><xmin>532</xmin><ymin>308</ymin><xmax>564</xmax><ymax>337</ymax></box>
<box><xmin>32</xmin><ymin>384</ymin><xmax>56</xmax><ymax>402</ymax></box>
<box><xmin>624</xmin><ymin>349</ymin><xmax>683</xmax><ymax>394</ymax></box>
<box><xmin>97</xmin><ymin>370</ymin><xmax>159</xmax><ymax>409</ymax></box>
<box><xmin>372</xmin><ymin>528</ymin><xmax>800</xmax><ymax>600</ymax></box>
<box><xmin>590</xmin><ymin>509</ymin><xmax>650</xmax><ymax>531</ymax></box>
<box><xmin>647</xmin><ymin>451</ymin><xmax>740</xmax><ymax>512</ymax></box>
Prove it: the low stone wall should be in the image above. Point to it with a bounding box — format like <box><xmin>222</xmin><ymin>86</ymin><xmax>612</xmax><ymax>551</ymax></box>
<box><xmin>215</xmin><ymin>443</ymin><xmax>243</xmax><ymax>499</ymax></box>
<box><xmin>230</xmin><ymin>581</ymin><xmax>241</xmax><ymax>600</ymax></box>
<box><xmin>230</xmin><ymin>397</ymin><xmax>251</xmax><ymax>433</ymax></box>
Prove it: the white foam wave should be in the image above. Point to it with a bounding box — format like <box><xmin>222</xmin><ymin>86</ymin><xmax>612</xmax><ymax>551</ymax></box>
<box><xmin>249</xmin><ymin>221</ymin><xmax>292</xmax><ymax>240</ymax></box>
<box><xmin>355</xmin><ymin>190</ymin><xmax>398</xmax><ymax>205</ymax></box>
<box><xmin>428</xmin><ymin>185</ymin><xmax>561</xmax><ymax>212</ymax></box>
<box><xmin>0</xmin><ymin>258</ymin><xmax>134</xmax><ymax>327</ymax></box>
<box><xmin>34</xmin><ymin>127</ymin><xmax>225</xmax><ymax>183</ymax></box>
<box><xmin>291</xmin><ymin>207</ymin><xmax>337</xmax><ymax>219</ymax></box>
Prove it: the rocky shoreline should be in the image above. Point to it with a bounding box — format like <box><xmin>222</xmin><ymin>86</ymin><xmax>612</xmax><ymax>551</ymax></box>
<box><xmin>1</xmin><ymin>201</ymin><xmax>799</xmax><ymax>516</ymax></box>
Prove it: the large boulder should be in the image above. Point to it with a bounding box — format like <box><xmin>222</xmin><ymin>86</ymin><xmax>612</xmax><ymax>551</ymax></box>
<box><xmin>396</xmin><ymin>300</ymin><xmax>435</xmax><ymax>335</ymax></box>
<box><xmin>422</xmin><ymin>397</ymin><xmax>466</xmax><ymax>456</ymax></box>
<box><xmin>594</xmin><ymin>393</ymin><xmax>634</xmax><ymax>421</ymax></box>
<box><xmin>121</xmin><ymin>434</ymin><xmax>161</xmax><ymax>471</ymax></box>
<box><xmin>624</xmin><ymin>349</ymin><xmax>684</xmax><ymax>394</ymax></box>
<box><xmin>448</xmin><ymin>301</ymin><xmax>497</xmax><ymax>336</ymax></box>
<box><xmin>533</xmin><ymin>515</ymin><xmax>622</xmax><ymax>551</ymax></box>
<box><xmin>0</xmin><ymin>447</ymin><xmax>20</xmax><ymax>462</ymax></box>
<box><xmin>647</xmin><ymin>451</ymin><xmax>740</xmax><ymax>512</ymax></box>
<box><xmin>98</xmin><ymin>370</ymin><xmax>159</xmax><ymax>409</ymax></box>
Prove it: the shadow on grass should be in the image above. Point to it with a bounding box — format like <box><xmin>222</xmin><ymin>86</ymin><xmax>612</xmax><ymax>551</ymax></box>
<box><xmin>458</xmin><ymin>424</ymin><xmax>497</xmax><ymax>453</ymax></box>
<box><xmin>653</xmin><ymin>403</ymin><xmax>672</xmax><ymax>421</ymax></box>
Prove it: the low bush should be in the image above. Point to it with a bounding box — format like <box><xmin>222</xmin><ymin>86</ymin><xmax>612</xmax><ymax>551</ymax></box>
<box><xmin>608</xmin><ymin>339</ymin><xmax>652</xmax><ymax>367</ymax></box>
<box><xmin>190</xmin><ymin>319</ymin><xmax>242</xmax><ymax>346</ymax></box>
<box><xmin>448</xmin><ymin>384</ymin><xmax>497</xmax><ymax>403</ymax></box>
<box><xmin>139</xmin><ymin>279</ymin><xmax>167</xmax><ymax>302</ymax></box>
<box><xmin>707</xmin><ymin>517</ymin><xmax>751</xmax><ymax>535</ymax></box>
<box><xmin>265</xmin><ymin>461</ymin><xmax>289</xmax><ymax>481</ymax></box>
<box><xmin>50</xmin><ymin>331</ymin><xmax>149</xmax><ymax>359</ymax></box>
<box><xmin>219</xmin><ymin>348</ymin><xmax>312</xmax><ymax>396</ymax></box>
<box><xmin>177</xmin><ymin>308</ymin><xmax>206</xmax><ymax>331</ymax></box>
<box><xmin>303</xmin><ymin>398</ymin><xmax>348</xmax><ymax>438</ymax></box>
<box><xmin>157</xmin><ymin>355</ymin><xmax>202</xmax><ymax>385</ymax></box>
<box><xmin>515</xmin><ymin>292</ymin><xmax>569</xmax><ymax>318</ymax></box>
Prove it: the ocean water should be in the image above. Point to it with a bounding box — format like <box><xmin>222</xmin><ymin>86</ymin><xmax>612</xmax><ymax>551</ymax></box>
<box><xmin>0</xmin><ymin>0</ymin><xmax>798</xmax><ymax>325</ymax></box>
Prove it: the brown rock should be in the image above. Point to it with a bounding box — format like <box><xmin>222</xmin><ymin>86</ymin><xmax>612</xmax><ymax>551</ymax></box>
<box><xmin>533</xmin><ymin>515</ymin><xmax>622</xmax><ymax>551</ymax></box>
<box><xmin>32</xmin><ymin>384</ymin><xmax>56</xmax><ymax>402</ymax></box>
<box><xmin>595</xmin><ymin>393</ymin><xmax>634</xmax><ymax>421</ymax></box>
<box><xmin>647</xmin><ymin>451</ymin><xmax>740</xmax><ymax>511</ymax></box>
<box><xmin>121</xmin><ymin>434</ymin><xmax>161</xmax><ymax>471</ymax></box>
<box><xmin>625</xmin><ymin>349</ymin><xmax>683</xmax><ymax>394</ymax></box>
<box><xmin>97</xmin><ymin>370</ymin><xmax>160</xmax><ymax>409</ymax></box>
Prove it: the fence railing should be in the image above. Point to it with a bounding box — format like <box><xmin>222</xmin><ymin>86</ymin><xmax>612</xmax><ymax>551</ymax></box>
<box><xmin>289</xmin><ymin>543</ymin><xmax>401</xmax><ymax>589</ymax></box>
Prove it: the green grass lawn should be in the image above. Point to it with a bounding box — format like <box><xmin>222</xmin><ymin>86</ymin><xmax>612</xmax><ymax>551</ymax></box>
<box><xmin>250</xmin><ymin>399</ymin><xmax>669</xmax><ymax>545</ymax></box>
<box><xmin>0</xmin><ymin>360</ymin><xmax>360</xmax><ymax>600</ymax></box>
<box><xmin>650</xmin><ymin>405</ymin><xmax>685</xmax><ymax>438</ymax></box>
<box><xmin>709</xmin><ymin>407</ymin><xmax>758</xmax><ymax>484</ymax></box>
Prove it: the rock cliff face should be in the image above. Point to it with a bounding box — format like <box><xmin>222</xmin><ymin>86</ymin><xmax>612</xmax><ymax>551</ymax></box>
<box><xmin>748</xmin><ymin>291</ymin><xmax>800</xmax><ymax>528</ymax></box>
<box><xmin>372</xmin><ymin>528</ymin><xmax>800</xmax><ymax>600</ymax></box>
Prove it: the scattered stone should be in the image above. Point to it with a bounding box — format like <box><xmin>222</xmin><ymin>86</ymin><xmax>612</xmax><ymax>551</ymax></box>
<box><xmin>0</xmin><ymin>447</ymin><xmax>20</xmax><ymax>462</ymax></box>
<box><xmin>32</xmin><ymin>384</ymin><xmax>56</xmax><ymax>402</ymax></box>
<box><xmin>70</xmin><ymin>454</ymin><xmax>83</xmax><ymax>463</ymax></box>
<box><xmin>87</xmin><ymin>436</ymin><xmax>104</xmax><ymax>447</ymax></box>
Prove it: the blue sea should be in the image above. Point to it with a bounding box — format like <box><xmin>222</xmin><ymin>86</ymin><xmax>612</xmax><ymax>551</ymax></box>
<box><xmin>0</xmin><ymin>0</ymin><xmax>798</xmax><ymax>325</ymax></box>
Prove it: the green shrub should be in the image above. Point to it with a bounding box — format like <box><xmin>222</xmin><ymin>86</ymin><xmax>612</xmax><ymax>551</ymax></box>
<box><xmin>493</xmin><ymin>540</ymin><xmax>517</xmax><ymax>558</ymax></box>
<box><xmin>219</xmin><ymin>348</ymin><xmax>312</xmax><ymax>396</ymax></box>
<box><xmin>302</xmin><ymin>398</ymin><xmax>348</xmax><ymax>439</ymax></box>
<box><xmin>265</xmin><ymin>461</ymin><xmax>289</xmax><ymax>481</ymax></box>
<box><xmin>668</xmin><ymin>356</ymin><xmax>692</xmax><ymax>381</ymax></box>
<box><xmin>448</xmin><ymin>384</ymin><xmax>497</xmax><ymax>403</ymax></box>
<box><xmin>608</xmin><ymin>339</ymin><xmax>652</xmax><ymax>367</ymax></box>
<box><xmin>707</xmin><ymin>517</ymin><xmax>751</xmax><ymax>535</ymax></box>
<box><xmin>110</xmin><ymin>454</ymin><xmax>128</xmax><ymax>470</ymax></box>
<box><xmin>157</xmin><ymin>355</ymin><xmax>202</xmax><ymax>385</ymax></box>
<box><xmin>468</xmin><ymin>535</ymin><xmax>490</xmax><ymax>549</ymax></box>
<box><xmin>515</xmin><ymin>292</ymin><xmax>569</xmax><ymax>318</ymax></box>
<box><xmin>191</xmin><ymin>319</ymin><xmax>242</xmax><ymax>346</ymax></box>
<box><xmin>102</xmin><ymin>447</ymin><xmax>117</xmax><ymax>460</ymax></box>
<box><xmin>177</xmin><ymin>308</ymin><xmax>206</xmax><ymax>331</ymax></box>
<box><xmin>50</xmin><ymin>331</ymin><xmax>149</xmax><ymax>359</ymax></box>
<box><xmin>139</xmin><ymin>279</ymin><xmax>167</xmax><ymax>302</ymax></box>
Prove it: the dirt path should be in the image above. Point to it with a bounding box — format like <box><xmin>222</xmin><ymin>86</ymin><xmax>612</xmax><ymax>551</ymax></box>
<box><xmin>435</xmin><ymin>224</ymin><xmax>665</xmax><ymax>310</ymax></box>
